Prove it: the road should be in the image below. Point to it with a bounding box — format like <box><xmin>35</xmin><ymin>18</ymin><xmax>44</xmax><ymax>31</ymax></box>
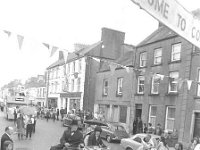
<box><xmin>0</xmin><ymin>111</ymin><xmax>123</xmax><ymax>150</ymax></box>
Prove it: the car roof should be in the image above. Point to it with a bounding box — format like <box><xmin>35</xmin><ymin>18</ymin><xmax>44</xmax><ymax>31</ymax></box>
<box><xmin>84</xmin><ymin>119</ymin><xmax>107</xmax><ymax>126</ymax></box>
<box><xmin>132</xmin><ymin>133</ymin><xmax>160</xmax><ymax>139</ymax></box>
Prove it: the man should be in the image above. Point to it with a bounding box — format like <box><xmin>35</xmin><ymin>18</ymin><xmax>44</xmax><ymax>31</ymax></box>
<box><xmin>1</xmin><ymin>126</ymin><xmax>14</xmax><ymax>150</ymax></box>
<box><xmin>50</xmin><ymin>120</ymin><xmax>84</xmax><ymax>150</ymax></box>
<box><xmin>60</xmin><ymin>107</ymin><xmax>64</xmax><ymax>121</ymax></box>
<box><xmin>26</xmin><ymin>115</ymin><xmax>34</xmax><ymax>139</ymax></box>
<box><xmin>87</xmin><ymin>126</ymin><xmax>106</xmax><ymax>148</ymax></box>
<box><xmin>56</xmin><ymin>108</ymin><xmax>59</xmax><ymax>120</ymax></box>
<box><xmin>154</xmin><ymin>123</ymin><xmax>163</xmax><ymax>136</ymax></box>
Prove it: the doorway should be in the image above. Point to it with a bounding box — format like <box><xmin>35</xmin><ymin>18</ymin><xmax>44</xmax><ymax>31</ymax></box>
<box><xmin>193</xmin><ymin>113</ymin><xmax>200</xmax><ymax>138</ymax></box>
<box><xmin>135</xmin><ymin>104</ymin><xmax>142</xmax><ymax>119</ymax></box>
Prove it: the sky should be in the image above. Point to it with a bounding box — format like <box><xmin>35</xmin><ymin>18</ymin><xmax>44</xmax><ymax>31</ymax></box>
<box><xmin>0</xmin><ymin>0</ymin><xmax>199</xmax><ymax>87</ymax></box>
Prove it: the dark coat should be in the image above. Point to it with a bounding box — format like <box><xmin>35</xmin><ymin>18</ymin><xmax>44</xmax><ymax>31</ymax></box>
<box><xmin>1</xmin><ymin>133</ymin><xmax>13</xmax><ymax>150</ymax></box>
<box><xmin>60</xmin><ymin>129</ymin><xmax>84</xmax><ymax>148</ymax></box>
<box><xmin>88</xmin><ymin>132</ymin><xmax>106</xmax><ymax>147</ymax></box>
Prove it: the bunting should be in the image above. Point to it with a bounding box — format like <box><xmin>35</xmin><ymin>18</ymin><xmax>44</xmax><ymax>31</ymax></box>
<box><xmin>92</xmin><ymin>57</ymin><xmax>101</xmax><ymax>63</ymax></box>
<box><xmin>3</xmin><ymin>30</ymin><xmax>11</xmax><ymax>37</ymax></box>
<box><xmin>43</xmin><ymin>43</ymin><xmax>50</xmax><ymax>49</ymax></box>
<box><xmin>187</xmin><ymin>80</ymin><xmax>193</xmax><ymax>90</ymax></box>
<box><xmin>17</xmin><ymin>35</ymin><xmax>24</xmax><ymax>50</ymax></box>
<box><xmin>109</xmin><ymin>63</ymin><xmax>117</xmax><ymax>75</ymax></box>
<box><xmin>50</xmin><ymin>46</ymin><xmax>58</xmax><ymax>57</ymax></box>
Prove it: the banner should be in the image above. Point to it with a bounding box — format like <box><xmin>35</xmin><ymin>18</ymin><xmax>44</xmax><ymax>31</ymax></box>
<box><xmin>50</xmin><ymin>46</ymin><xmax>58</xmax><ymax>57</ymax></box>
<box><xmin>3</xmin><ymin>30</ymin><xmax>11</xmax><ymax>38</ymax></box>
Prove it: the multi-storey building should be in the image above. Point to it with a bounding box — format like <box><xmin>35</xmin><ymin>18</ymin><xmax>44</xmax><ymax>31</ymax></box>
<box><xmin>132</xmin><ymin>24</ymin><xmax>200</xmax><ymax>144</ymax></box>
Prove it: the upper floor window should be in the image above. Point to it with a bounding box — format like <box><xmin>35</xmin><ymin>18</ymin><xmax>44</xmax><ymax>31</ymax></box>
<box><xmin>151</xmin><ymin>75</ymin><xmax>160</xmax><ymax>94</ymax></box>
<box><xmin>139</xmin><ymin>52</ymin><xmax>147</xmax><ymax>67</ymax></box>
<box><xmin>78</xmin><ymin>59</ymin><xmax>82</xmax><ymax>73</ymax></box>
<box><xmin>149</xmin><ymin>105</ymin><xmax>157</xmax><ymax>128</ymax></box>
<box><xmin>103</xmin><ymin>79</ymin><xmax>108</xmax><ymax>96</ymax></box>
<box><xmin>77</xmin><ymin>78</ymin><xmax>81</xmax><ymax>92</ymax></box>
<box><xmin>117</xmin><ymin>78</ymin><xmax>123</xmax><ymax>95</ymax></box>
<box><xmin>171</xmin><ymin>43</ymin><xmax>181</xmax><ymax>62</ymax></box>
<box><xmin>169</xmin><ymin>71</ymin><xmax>179</xmax><ymax>93</ymax></box>
<box><xmin>154</xmin><ymin>48</ymin><xmax>162</xmax><ymax>65</ymax></box>
<box><xmin>197</xmin><ymin>69</ymin><xmax>200</xmax><ymax>96</ymax></box>
<box><xmin>165</xmin><ymin>106</ymin><xmax>175</xmax><ymax>132</ymax></box>
<box><xmin>137</xmin><ymin>76</ymin><xmax>145</xmax><ymax>94</ymax></box>
<box><xmin>73</xmin><ymin>61</ymin><xmax>76</xmax><ymax>73</ymax></box>
<box><xmin>71</xmin><ymin>79</ymin><xmax>74</xmax><ymax>91</ymax></box>
<box><xmin>67</xmin><ymin>63</ymin><xmax>70</xmax><ymax>74</ymax></box>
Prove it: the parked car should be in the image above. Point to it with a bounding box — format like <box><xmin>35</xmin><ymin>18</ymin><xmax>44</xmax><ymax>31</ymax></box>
<box><xmin>120</xmin><ymin>133</ymin><xmax>160</xmax><ymax>150</ymax></box>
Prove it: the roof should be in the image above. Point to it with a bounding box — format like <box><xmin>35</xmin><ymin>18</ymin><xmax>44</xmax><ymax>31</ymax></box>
<box><xmin>67</xmin><ymin>41</ymin><xmax>102</xmax><ymax>63</ymax></box>
<box><xmin>137</xmin><ymin>26</ymin><xmax>177</xmax><ymax>47</ymax></box>
<box><xmin>47</xmin><ymin>59</ymin><xmax>65</xmax><ymax>69</ymax></box>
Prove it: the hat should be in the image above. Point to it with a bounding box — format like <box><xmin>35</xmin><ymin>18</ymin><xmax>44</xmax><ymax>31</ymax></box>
<box><xmin>94</xmin><ymin>126</ymin><xmax>102</xmax><ymax>132</ymax></box>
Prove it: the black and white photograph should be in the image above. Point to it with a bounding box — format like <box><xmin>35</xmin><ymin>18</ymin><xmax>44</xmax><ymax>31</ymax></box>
<box><xmin>0</xmin><ymin>0</ymin><xmax>200</xmax><ymax>149</ymax></box>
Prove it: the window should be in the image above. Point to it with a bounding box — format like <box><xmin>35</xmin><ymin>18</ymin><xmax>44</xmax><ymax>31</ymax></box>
<box><xmin>103</xmin><ymin>79</ymin><xmax>108</xmax><ymax>96</ymax></box>
<box><xmin>149</xmin><ymin>105</ymin><xmax>157</xmax><ymax>127</ymax></box>
<box><xmin>165</xmin><ymin>106</ymin><xmax>175</xmax><ymax>132</ymax></box>
<box><xmin>169</xmin><ymin>72</ymin><xmax>179</xmax><ymax>93</ymax></box>
<box><xmin>67</xmin><ymin>63</ymin><xmax>70</xmax><ymax>74</ymax></box>
<box><xmin>197</xmin><ymin>69</ymin><xmax>200</xmax><ymax>96</ymax></box>
<box><xmin>137</xmin><ymin>76</ymin><xmax>145</xmax><ymax>94</ymax></box>
<box><xmin>77</xmin><ymin>78</ymin><xmax>81</xmax><ymax>92</ymax></box>
<box><xmin>117</xmin><ymin>78</ymin><xmax>123</xmax><ymax>95</ymax></box>
<box><xmin>151</xmin><ymin>75</ymin><xmax>160</xmax><ymax>94</ymax></box>
<box><xmin>154</xmin><ymin>48</ymin><xmax>162</xmax><ymax>65</ymax></box>
<box><xmin>139</xmin><ymin>52</ymin><xmax>147</xmax><ymax>67</ymax></box>
<box><xmin>78</xmin><ymin>59</ymin><xmax>82</xmax><ymax>73</ymax></box>
<box><xmin>73</xmin><ymin>61</ymin><xmax>76</xmax><ymax>73</ymax></box>
<box><xmin>171</xmin><ymin>43</ymin><xmax>181</xmax><ymax>62</ymax></box>
<box><xmin>119</xmin><ymin>106</ymin><xmax>127</xmax><ymax>123</ymax></box>
<box><xmin>71</xmin><ymin>79</ymin><xmax>74</xmax><ymax>91</ymax></box>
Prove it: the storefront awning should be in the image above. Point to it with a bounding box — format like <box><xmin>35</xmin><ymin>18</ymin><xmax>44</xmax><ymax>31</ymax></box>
<box><xmin>60</xmin><ymin>92</ymin><xmax>82</xmax><ymax>98</ymax></box>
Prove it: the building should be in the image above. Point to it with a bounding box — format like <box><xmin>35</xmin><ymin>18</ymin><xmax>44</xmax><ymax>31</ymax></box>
<box><xmin>94</xmin><ymin>43</ymin><xmax>135</xmax><ymax>132</ymax></box>
<box><xmin>133</xmin><ymin>24</ymin><xmax>200</xmax><ymax>144</ymax></box>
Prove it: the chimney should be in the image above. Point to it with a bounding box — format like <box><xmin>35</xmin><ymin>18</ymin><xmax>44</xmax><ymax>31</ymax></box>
<box><xmin>58</xmin><ymin>51</ymin><xmax>64</xmax><ymax>60</ymax></box>
<box><xmin>101</xmin><ymin>27</ymin><xmax>125</xmax><ymax>60</ymax></box>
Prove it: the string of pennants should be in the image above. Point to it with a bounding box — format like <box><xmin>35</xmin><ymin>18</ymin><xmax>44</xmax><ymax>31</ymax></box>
<box><xmin>88</xmin><ymin>55</ymin><xmax>196</xmax><ymax>91</ymax></box>
<box><xmin>2</xmin><ymin>29</ymin><xmax>63</xmax><ymax>57</ymax></box>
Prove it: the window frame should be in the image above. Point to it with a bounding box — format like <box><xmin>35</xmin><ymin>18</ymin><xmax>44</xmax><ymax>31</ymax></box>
<box><xmin>168</xmin><ymin>71</ymin><xmax>179</xmax><ymax>93</ymax></box>
<box><xmin>103</xmin><ymin>79</ymin><xmax>108</xmax><ymax>96</ymax></box>
<box><xmin>151</xmin><ymin>75</ymin><xmax>160</xmax><ymax>94</ymax></box>
<box><xmin>148</xmin><ymin>105</ymin><xmax>157</xmax><ymax>128</ymax></box>
<box><xmin>78</xmin><ymin>59</ymin><xmax>82</xmax><ymax>73</ymax></box>
<box><xmin>154</xmin><ymin>48</ymin><xmax>162</xmax><ymax>65</ymax></box>
<box><xmin>73</xmin><ymin>61</ymin><xmax>76</xmax><ymax>73</ymax></box>
<box><xmin>119</xmin><ymin>105</ymin><xmax>127</xmax><ymax>123</ymax></box>
<box><xmin>117</xmin><ymin>77</ymin><xmax>123</xmax><ymax>95</ymax></box>
<box><xmin>137</xmin><ymin>76</ymin><xmax>145</xmax><ymax>94</ymax></box>
<box><xmin>171</xmin><ymin>43</ymin><xmax>181</xmax><ymax>62</ymax></box>
<box><xmin>71</xmin><ymin>79</ymin><xmax>74</xmax><ymax>92</ymax></box>
<box><xmin>165</xmin><ymin>106</ymin><xmax>176</xmax><ymax>132</ymax></box>
<box><xmin>197</xmin><ymin>68</ymin><xmax>200</xmax><ymax>96</ymax></box>
<box><xmin>139</xmin><ymin>52</ymin><xmax>147</xmax><ymax>67</ymax></box>
<box><xmin>77</xmin><ymin>78</ymin><xmax>81</xmax><ymax>92</ymax></box>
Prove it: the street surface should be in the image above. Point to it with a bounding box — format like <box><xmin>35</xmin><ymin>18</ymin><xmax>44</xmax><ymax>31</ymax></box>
<box><xmin>0</xmin><ymin>111</ymin><xmax>123</xmax><ymax>150</ymax></box>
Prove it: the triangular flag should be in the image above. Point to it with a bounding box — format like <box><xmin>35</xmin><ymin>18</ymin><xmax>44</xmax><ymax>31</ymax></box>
<box><xmin>3</xmin><ymin>30</ymin><xmax>11</xmax><ymax>37</ymax></box>
<box><xmin>156</xmin><ymin>73</ymin><xmax>165</xmax><ymax>80</ymax></box>
<box><xmin>177</xmin><ymin>78</ymin><xmax>184</xmax><ymax>90</ymax></box>
<box><xmin>92</xmin><ymin>57</ymin><xmax>101</xmax><ymax>63</ymax></box>
<box><xmin>125</xmin><ymin>67</ymin><xmax>130</xmax><ymax>73</ymax></box>
<box><xmin>50</xmin><ymin>46</ymin><xmax>58</xmax><ymax>57</ymax></box>
<box><xmin>109</xmin><ymin>63</ymin><xmax>117</xmax><ymax>75</ymax></box>
<box><xmin>153</xmin><ymin>74</ymin><xmax>161</xmax><ymax>83</ymax></box>
<box><xmin>187</xmin><ymin>80</ymin><xmax>193</xmax><ymax>90</ymax></box>
<box><xmin>43</xmin><ymin>43</ymin><xmax>50</xmax><ymax>49</ymax></box>
<box><xmin>17</xmin><ymin>35</ymin><xmax>24</xmax><ymax>50</ymax></box>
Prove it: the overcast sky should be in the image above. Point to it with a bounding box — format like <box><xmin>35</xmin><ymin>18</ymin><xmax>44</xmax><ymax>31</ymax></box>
<box><xmin>0</xmin><ymin>0</ymin><xmax>199</xmax><ymax>87</ymax></box>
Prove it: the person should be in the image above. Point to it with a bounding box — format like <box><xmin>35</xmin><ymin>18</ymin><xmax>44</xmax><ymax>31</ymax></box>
<box><xmin>26</xmin><ymin>115</ymin><xmax>34</xmax><ymax>139</ymax></box>
<box><xmin>132</xmin><ymin>118</ymin><xmax>138</xmax><ymax>135</ymax></box>
<box><xmin>189</xmin><ymin>137</ymin><xmax>199</xmax><ymax>150</ymax></box>
<box><xmin>154</xmin><ymin>123</ymin><xmax>163</xmax><ymax>136</ymax></box>
<box><xmin>60</xmin><ymin>107</ymin><xmax>64</xmax><ymax>121</ymax></box>
<box><xmin>175</xmin><ymin>142</ymin><xmax>183</xmax><ymax>150</ymax></box>
<box><xmin>13</xmin><ymin>109</ymin><xmax>17</xmax><ymax>124</ymax></box>
<box><xmin>1</xmin><ymin>126</ymin><xmax>14</xmax><ymax>150</ymax></box>
<box><xmin>147</xmin><ymin>123</ymin><xmax>154</xmax><ymax>134</ymax></box>
<box><xmin>46</xmin><ymin>110</ymin><xmax>50</xmax><ymax>122</ymax></box>
<box><xmin>2</xmin><ymin>140</ymin><xmax>13</xmax><ymax>150</ymax></box>
<box><xmin>52</xmin><ymin>109</ymin><xmax>56</xmax><ymax>122</ymax></box>
<box><xmin>87</xmin><ymin>126</ymin><xmax>106</xmax><ymax>148</ymax></box>
<box><xmin>50</xmin><ymin>120</ymin><xmax>84</xmax><ymax>150</ymax></box>
<box><xmin>142</xmin><ymin>134</ymin><xmax>154</xmax><ymax>150</ymax></box>
<box><xmin>157</xmin><ymin>136</ymin><xmax>169</xmax><ymax>150</ymax></box>
<box><xmin>56</xmin><ymin>108</ymin><xmax>59</xmax><ymax>120</ymax></box>
<box><xmin>32</xmin><ymin>116</ymin><xmax>37</xmax><ymax>133</ymax></box>
<box><xmin>143</xmin><ymin>123</ymin><xmax>148</xmax><ymax>133</ymax></box>
<box><xmin>16</xmin><ymin>114</ymin><xmax>25</xmax><ymax>140</ymax></box>
<box><xmin>137</xmin><ymin>117</ymin><xmax>143</xmax><ymax>133</ymax></box>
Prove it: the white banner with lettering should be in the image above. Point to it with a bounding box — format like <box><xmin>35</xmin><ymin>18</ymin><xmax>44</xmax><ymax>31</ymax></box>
<box><xmin>130</xmin><ymin>0</ymin><xmax>200</xmax><ymax>48</ymax></box>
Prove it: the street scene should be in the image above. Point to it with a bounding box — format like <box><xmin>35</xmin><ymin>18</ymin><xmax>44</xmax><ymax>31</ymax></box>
<box><xmin>0</xmin><ymin>0</ymin><xmax>200</xmax><ymax>150</ymax></box>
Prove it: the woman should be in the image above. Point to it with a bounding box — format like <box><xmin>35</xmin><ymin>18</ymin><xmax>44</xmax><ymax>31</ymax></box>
<box><xmin>157</xmin><ymin>136</ymin><xmax>169</xmax><ymax>150</ymax></box>
<box><xmin>175</xmin><ymin>142</ymin><xmax>183</xmax><ymax>150</ymax></box>
<box><xmin>16</xmin><ymin>114</ymin><xmax>25</xmax><ymax>140</ymax></box>
<box><xmin>188</xmin><ymin>137</ymin><xmax>198</xmax><ymax>150</ymax></box>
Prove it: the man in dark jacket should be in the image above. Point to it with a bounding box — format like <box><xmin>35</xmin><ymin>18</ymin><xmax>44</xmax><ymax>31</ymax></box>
<box><xmin>1</xmin><ymin>126</ymin><xmax>14</xmax><ymax>150</ymax></box>
<box><xmin>50</xmin><ymin>120</ymin><xmax>84</xmax><ymax>150</ymax></box>
<box><xmin>87</xmin><ymin>126</ymin><xmax>106</xmax><ymax>148</ymax></box>
<box><xmin>56</xmin><ymin>108</ymin><xmax>59</xmax><ymax>120</ymax></box>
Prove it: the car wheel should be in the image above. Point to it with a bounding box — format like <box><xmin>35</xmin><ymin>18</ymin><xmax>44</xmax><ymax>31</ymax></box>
<box><xmin>106</xmin><ymin>135</ymin><xmax>111</xmax><ymax>143</ymax></box>
<box><xmin>126</xmin><ymin>148</ymin><xmax>133</xmax><ymax>150</ymax></box>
